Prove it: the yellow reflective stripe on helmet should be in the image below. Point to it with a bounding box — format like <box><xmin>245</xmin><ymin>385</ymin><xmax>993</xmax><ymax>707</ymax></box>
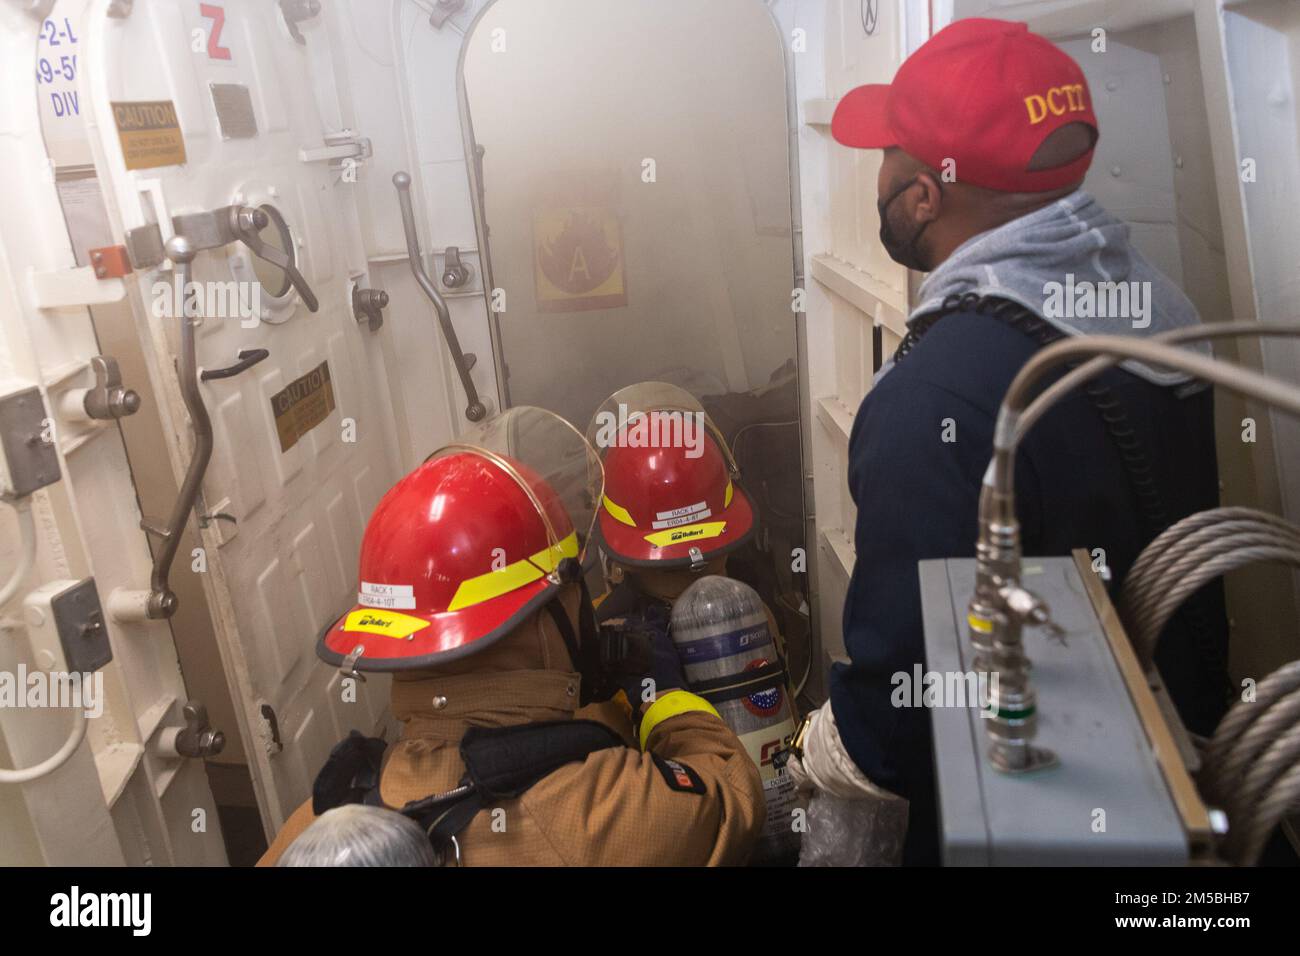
<box><xmin>639</xmin><ymin>690</ymin><xmax>721</xmax><ymax>750</ymax></box>
<box><xmin>643</xmin><ymin>521</ymin><xmax>726</xmax><ymax>548</ymax></box>
<box><xmin>447</xmin><ymin>559</ymin><xmax>542</xmax><ymax>612</ymax></box>
<box><xmin>446</xmin><ymin>531</ymin><xmax>578</xmax><ymax>611</ymax></box>
<box><xmin>528</xmin><ymin>530</ymin><xmax>579</xmax><ymax>573</ymax></box>
<box><xmin>724</xmin><ymin>481</ymin><xmax>733</xmax><ymax>508</ymax></box>
<box><xmin>602</xmin><ymin>495</ymin><xmax>636</xmax><ymax>527</ymax></box>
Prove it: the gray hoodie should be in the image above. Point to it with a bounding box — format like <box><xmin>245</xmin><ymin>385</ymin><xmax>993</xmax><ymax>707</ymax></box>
<box><xmin>891</xmin><ymin>189</ymin><xmax>1204</xmax><ymax>387</ymax></box>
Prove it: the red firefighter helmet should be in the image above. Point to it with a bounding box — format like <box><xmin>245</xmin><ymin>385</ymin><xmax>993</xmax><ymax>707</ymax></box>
<box><xmin>588</xmin><ymin>384</ymin><xmax>755</xmax><ymax>569</ymax></box>
<box><xmin>318</xmin><ymin>408</ymin><xmax>602</xmax><ymax>672</ymax></box>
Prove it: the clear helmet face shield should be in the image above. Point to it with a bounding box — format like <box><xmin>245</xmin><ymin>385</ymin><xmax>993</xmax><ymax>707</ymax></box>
<box><xmin>435</xmin><ymin>405</ymin><xmax>605</xmax><ymax>573</ymax></box>
<box><xmin>318</xmin><ymin>407</ymin><xmax>603</xmax><ymax>672</ymax></box>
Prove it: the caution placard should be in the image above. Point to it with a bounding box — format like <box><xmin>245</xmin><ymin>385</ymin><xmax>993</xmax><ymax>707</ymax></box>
<box><xmin>270</xmin><ymin>361</ymin><xmax>335</xmax><ymax>453</ymax></box>
<box><xmin>110</xmin><ymin>100</ymin><xmax>187</xmax><ymax>170</ymax></box>
<box><xmin>533</xmin><ymin>204</ymin><xmax>627</xmax><ymax>312</ymax></box>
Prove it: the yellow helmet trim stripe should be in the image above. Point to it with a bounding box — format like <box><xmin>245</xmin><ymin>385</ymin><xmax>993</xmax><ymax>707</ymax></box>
<box><xmin>527</xmin><ymin>530</ymin><xmax>578</xmax><ymax>573</ymax></box>
<box><xmin>724</xmin><ymin>481</ymin><xmax>733</xmax><ymax>508</ymax></box>
<box><xmin>643</xmin><ymin>521</ymin><xmax>726</xmax><ymax>548</ymax></box>
<box><xmin>602</xmin><ymin>494</ymin><xmax>637</xmax><ymax>527</ymax></box>
<box><xmin>446</xmin><ymin>531</ymin><xmax>579</xmax><ymax>612</ymax></box>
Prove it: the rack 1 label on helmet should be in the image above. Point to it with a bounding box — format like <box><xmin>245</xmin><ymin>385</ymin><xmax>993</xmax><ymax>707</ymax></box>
<box><xmin>359</xmin><ymin>581</ymin><xmax>416</xmax><ymax>610</ymax></box>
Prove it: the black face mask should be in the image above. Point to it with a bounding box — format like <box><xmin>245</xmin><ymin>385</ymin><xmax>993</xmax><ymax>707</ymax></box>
<box><xmin>877</xmin><ymin>175</ymin><xmax>936</xmax><ymax>272</ymax></box>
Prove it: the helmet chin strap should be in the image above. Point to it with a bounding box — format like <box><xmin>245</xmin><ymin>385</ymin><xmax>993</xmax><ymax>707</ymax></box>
<box><xmin>629</xmin><ymin>555</ymin><xmax>728</xmax><ymax>603</ymax></box>
<box><xmin>545</xmin><ymin>560</ymin><xmax>602</xmax><ymax>705</ymax></box>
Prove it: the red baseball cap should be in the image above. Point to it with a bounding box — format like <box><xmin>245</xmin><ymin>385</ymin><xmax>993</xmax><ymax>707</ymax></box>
<box><xmin>832</xmin><ymin>18</ymin><xmax>1098</xmax><ymax>192</ymax></box>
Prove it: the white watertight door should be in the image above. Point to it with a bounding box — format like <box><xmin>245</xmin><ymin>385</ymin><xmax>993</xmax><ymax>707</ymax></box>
<box><xmin>2</xmin><ymin>1</ymin><xmax>229</xmax><ymax>865</ymax></box>
<box><xmin>80</xmin><ymin>0</ymin><xmax>401</xmax><ymax>833</ymax></box>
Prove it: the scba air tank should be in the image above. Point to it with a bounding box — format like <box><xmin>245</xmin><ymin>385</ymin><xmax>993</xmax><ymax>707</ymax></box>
<box><xmin>670</xmin><ymin>575</ymin><xmax>799</xmax><ymax>863</ymax></box>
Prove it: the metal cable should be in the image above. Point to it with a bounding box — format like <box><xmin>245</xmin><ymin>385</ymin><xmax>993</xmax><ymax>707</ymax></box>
<box><xmin>1118</xmin><ymin>510</ymin><xmax>1300</xmax><ymax>705</ymax></box>
<box><xmin>1123</xmin><ymin>508</ymin><xmax>1300</xmax><ymax>613</ymax></box>
<box><xmin>1135</xmin><ymin>531</ymin><xmax>1300</xmax><ymax>632</ymax></box>
<box><xmin>1212</xmin><ymin>686</ymin><xmax>1300</xmax><ymax>799</ymax></box>
<box><xmin>992</xmin><ymin>335</ymin><xmax>1300</xmax><ymax>508</ymax></box>
<box><xmin>1228</xmin><ymin>758</ymin><xmax>1300</xmax><ymax>866</ymax></box>
<box><xmin>1126</xmin><ymin>532</ymin><xmax>1300</xmax><ymax>665</ymax></box>
<box><xmin>1014</xmin><ymin>322</ymin><xmax>1300</xmax><ymax>441</ymax></box>
<box><xmin>1203</xmin><ymin>661</ymin><xmax>1300</xmax><ymax>795</ymax></box>
<box><xmin>1142</xmin><ymin>538</ymin><xmax>1300</xmax><ymax>643</ymax></box>
<box><xmin>1226</xmin><ymin>720</ymin><xmax>1300</xmax><ymax>850</ymax></box>
<box><xmin>1129</xmin><ymin>522</ymin><xmax>1300</xmax><ymax>618</ymax></box>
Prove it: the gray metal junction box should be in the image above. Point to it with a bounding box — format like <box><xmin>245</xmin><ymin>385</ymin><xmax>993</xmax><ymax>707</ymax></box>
<box><xmin>919</xmin><ymin>552</ymin><xmax>1212</xmax><ymax>865</ymax></box>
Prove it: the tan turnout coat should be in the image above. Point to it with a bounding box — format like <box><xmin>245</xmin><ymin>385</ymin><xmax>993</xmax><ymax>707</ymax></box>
<box><xmin>259</xmin><ymin>590</ymin><xmax>765</xmax><ymax>866</ymax></box>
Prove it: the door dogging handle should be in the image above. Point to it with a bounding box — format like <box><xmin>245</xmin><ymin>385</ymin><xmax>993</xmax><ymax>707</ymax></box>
<box><xmin>154</xmin><ymin>701</ymin><xmax>226</xmax><ymax>759</ymax></box>
<box><xmin>352</xmin><ymin>286</ymin><xmax>388</xmax><ymax>332</ymax></box>
<box><xmin>392</xmin><ymin>171</ymin><xmax>487</xmax><ymax>422</ymax></box>
<box><xmin>230</xmin><ymin>206</ymin><xmax>319</xmax><ymax>312</ymax></box>
<box><xmin>441</xmin><ymin>246</ymin><xmax>472</xmax><ymax>290</ymax></box>
<box><xmin>200</xmin><ymin>348</ymin><xmax>270</xmax><ymax>382</ymax></box>
<box><xmin>60</xmin><ymin>355</ymin><xmax>142</xmax><ymax>422</ymax></box>
<box><xmin>170</xmin><ymin>203</ymin><xmax>320</xmax><ymax>313</ymax></box>
<box><xmin>140</xmin><ymin>235</ymin><xmax>214</xmax><ymax>620</ymax></box>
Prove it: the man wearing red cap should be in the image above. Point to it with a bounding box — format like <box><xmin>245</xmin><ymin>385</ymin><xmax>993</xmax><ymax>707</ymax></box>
<box><xmin>788</xmin><ymin>19</ymin><xmax>1227</xmax><ymax>864</ymax></box>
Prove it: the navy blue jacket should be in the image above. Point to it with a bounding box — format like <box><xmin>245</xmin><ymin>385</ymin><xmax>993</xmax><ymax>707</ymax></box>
<box><xmin>829</xmin><ymin>309</ymin><xmax>1227</xmax><ymax>865</ymax></box>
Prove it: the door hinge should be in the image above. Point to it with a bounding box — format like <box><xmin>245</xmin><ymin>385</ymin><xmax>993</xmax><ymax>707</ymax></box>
<box><xmin>123</xmin><ymin>223</ymin><xmax>166</xmax><ymax>270</ymax></box>
<box><xmin>279</xmin><ymin>0</ymin><xmax>320</xmax><ymax>44</ymax></box>
<box><xmin>16</xmin><ymin>1</ymin><xmax>56</xmax><ymax>23</ymax></box>
<box><xmin>428</xmin><ymin>0</ymin><xmax>466</xmax><ymax>29</ymax></box>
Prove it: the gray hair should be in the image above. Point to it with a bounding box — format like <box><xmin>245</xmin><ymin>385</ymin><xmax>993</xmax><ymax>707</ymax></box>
<box><xmin>277</xmin><ymin>804</ymin><xmax>437</xmax><ymax>867</ymax></box>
